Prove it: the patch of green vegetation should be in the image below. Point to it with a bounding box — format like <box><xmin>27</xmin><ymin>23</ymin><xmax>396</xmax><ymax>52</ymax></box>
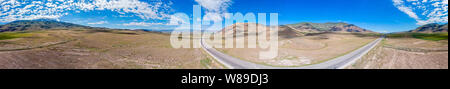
<box><xmin>200</xmin><ymin>58</ymin><xmax>212</xmax><ymax>68</ymax></box>
<box><xmin>72</xmin><ymin>29</ymin><xmax>86</xmax><ymax>31</ymax></box>
<box><xmin>413</xmin><ymin>33</ymin><xmax>448</xmax><ymax>41</ymax></box>
<box><xmin>0</xmin><ymin>32</ymin><xmax>33</xmax><ymax>40</ymax></box>
<box><xmin>351</xmin><ymin>33</ymin><xmax>383</xmax><ymax>37</ymax></box>
<box><xmin>387</xmin><ymin>32</ymin><xmax>448</xmax><ymax>41</ymax></box>
<box><xmin>201</xmin><ymin>49</ymin><xmax>228</xmax><ymax>69</ymax></box>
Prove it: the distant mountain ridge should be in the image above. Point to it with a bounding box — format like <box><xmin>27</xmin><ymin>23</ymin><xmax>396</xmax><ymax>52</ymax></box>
<box><xmin>1</xmin><ymin>19</ymin><xmax>376</xmax><ymax>34</ymax></box>
<box><xmin>285</xmin><ymin>22</ymin><xmax>374</xmax><ymax>33</ymax></box>
<box><xmin>0</xmin><ymin>19</ymin><xmax>96</xmax><ymax>32</ymax></box>
<box><xmin>409</xmin><ymin>23</ymin><xmax>448</xmax><ymax>33</ymax></box>
<box><xmin>219</xmin><ymin>22</ymin><xmax>376</xmax><ymax>39</ymax></box>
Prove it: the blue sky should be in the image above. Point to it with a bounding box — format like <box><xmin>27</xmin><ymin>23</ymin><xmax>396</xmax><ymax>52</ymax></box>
<box><xmin>0</xmin><ymin>0</ymin><xmax>448</xmax><ymax>33</ymax></box>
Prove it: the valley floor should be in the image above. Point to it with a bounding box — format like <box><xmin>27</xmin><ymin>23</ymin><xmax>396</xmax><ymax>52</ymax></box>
<box><xmin>348</xmin><ymin>38</ymin><xmax>448</xmax><ymax>69</ymax></box>
<box><xmin>211</xmin><ymin>33</ymin><xmax>378</xmax><ymax>67</ymax></box>
<box><xmin>1</xmin><ymin>30</ymin><xmax>447</xmax><ymax>69</ymax></box>
<box><xmin>0</xmin><ymin>30</ymin><xmax>225</xmax><ymax>69</ymax></box>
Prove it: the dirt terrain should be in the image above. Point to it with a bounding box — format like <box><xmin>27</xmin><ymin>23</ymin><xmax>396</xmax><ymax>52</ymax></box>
<box><xmin>212</xmin><ymin>33</ymin><xmax>377</xmax><ymax>67</ymax></box>
<box><xmin>0</xmin><ymin>30</ymin><xmax>224</xmax><ymax>69</ymax></box>
<box><xmin>348</xmin><ymin>38</ymin><xmax>448</xmax><ymax>69</ymax></box>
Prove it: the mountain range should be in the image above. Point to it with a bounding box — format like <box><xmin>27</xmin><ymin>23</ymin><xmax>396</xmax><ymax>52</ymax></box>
<box><xmin>1</xmin><ymin>19</ymin><xmax>375</xmax><ymax>34</ymax></box>
<box><xmin>409</xmin><ymin>23</ymin><xmax>448</xmax><ymax>33</ymax></box>
<box><xmin>285</xmin><ymin>22</ymin><xmax>374</xmax><ymax>33</ymax></box>
<box><xmin>0</xmin><ymin>19</ymin><xmax>105</xmax><ymax>32</ymax></box>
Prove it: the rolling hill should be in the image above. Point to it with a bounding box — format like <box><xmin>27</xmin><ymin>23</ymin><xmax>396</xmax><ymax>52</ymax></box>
<box><xmin>286</xmin><ymin>22</ymin><xmax>374</xmax><ymax>33</ymax></box>
<box><xmin>219</xmin><ymin>22</ymin><xmax>377</xmax><ymax>39</ymax></box>
<box><xmin>0</xmin><ymin>19</ymin><xmax>103</xmax><ymax>32</ymax></box>
<box><xmin>409</xmin><ymin>23</ymin><xmax>448</xmax><ymax>33</ymax></box>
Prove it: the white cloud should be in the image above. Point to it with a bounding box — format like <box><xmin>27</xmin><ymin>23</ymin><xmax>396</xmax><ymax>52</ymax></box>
<box><xmin>0</xmin><ymin>0</ymin><xmax>172</xmax><ymax>22</ymax></box>
<box><xmin>195</xmin><ymin>0</ymin><xmax>232</xmax><ymax>13</ymax></box>
<box><xmin>88</xmin><ymin>21</ymin><xmax>108</xmax><ymax>25</ymax></box>
<box><xmin>393</xmin><ymin>0</ymin><xmax>448</xmax><ymax>25</ymax></box>
<box><xmin>194</xmin><ymin>0</ymin><xmax>233</xmax><ymax>22</ymax></box>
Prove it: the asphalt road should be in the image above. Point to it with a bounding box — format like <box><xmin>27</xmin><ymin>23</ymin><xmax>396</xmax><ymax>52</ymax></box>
<box><xmin>201</xmin><ymin>37</ymin><xmax>383</xmax><ymax>69</ymax></box>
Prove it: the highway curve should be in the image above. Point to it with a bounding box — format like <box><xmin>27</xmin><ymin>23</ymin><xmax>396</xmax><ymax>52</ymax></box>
<box><xmin>201</xmin><ymin>37</ymin><xmax>383</xmax><ymax>69</ymax></box>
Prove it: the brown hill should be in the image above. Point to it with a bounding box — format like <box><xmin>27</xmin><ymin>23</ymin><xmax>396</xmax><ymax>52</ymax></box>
<box><xmin>0</xmin><ymin>19</ymin><xmax>102</xmax><ymax>32</ymax></box>
<box><xmin>409</xmin><ymin>23</ymin><xmax>448</xmax><ymax>33</ymax></box>
<box><xmin>286</xmin><ymin>22</ymin><xmax>374</xmax><ymax>33</ymax></box>
<box><xmin>219</xmin><ymin>23</ymin><xmax>303</xmax><ymax>38</ymax></box>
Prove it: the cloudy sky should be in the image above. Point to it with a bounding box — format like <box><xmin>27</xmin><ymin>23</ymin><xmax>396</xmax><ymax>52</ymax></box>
<box><xmin>0</xmin><ymin>0</ymin><xmax>448</xmax><ymax>32</ymax></box>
